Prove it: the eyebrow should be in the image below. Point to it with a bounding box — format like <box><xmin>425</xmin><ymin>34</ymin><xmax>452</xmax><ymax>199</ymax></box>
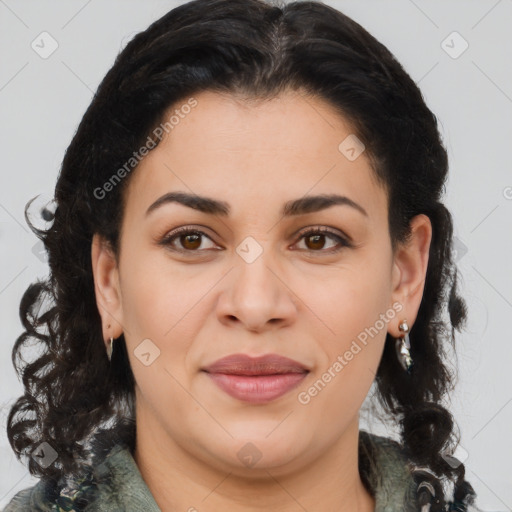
<box><xmin>145</xmin><ymin>191</ymin><xmax>368</xmax><ymax>218</ymax></box>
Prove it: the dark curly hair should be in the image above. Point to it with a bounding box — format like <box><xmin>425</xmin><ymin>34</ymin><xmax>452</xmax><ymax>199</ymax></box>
<box><xmin>7</xmin><ymin>0</ymin><xmax>478</xmax><ymax>509</ymax></box>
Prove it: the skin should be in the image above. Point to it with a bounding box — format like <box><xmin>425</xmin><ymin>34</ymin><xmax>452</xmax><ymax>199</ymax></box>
<box><xmin>91</xmin><ymin>89</ymin><xmax>431</xmax><ymax>512</ymax></box>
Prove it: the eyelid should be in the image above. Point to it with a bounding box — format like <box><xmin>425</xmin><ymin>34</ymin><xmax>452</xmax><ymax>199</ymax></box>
<box><xmin>158</xmin><ymin>224</ymin><xmax>353</xmax><ymax>255</ymax></box>
<box><xmin>158</xmin><ymin>225</ymin><xmax>219</xmax><ymax>252</ymax></box>
<box><xmin>293</xmin><ymin>225</ymin><xmax>352</xmax><ymax>244</ymax></box>
<box><xmin>291</xmin><ymin>226</ymin><xmax>352</xmax><ymax>254</ymax></box>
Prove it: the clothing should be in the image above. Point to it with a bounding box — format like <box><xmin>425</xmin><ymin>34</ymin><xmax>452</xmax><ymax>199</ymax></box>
<box><xmin>0</xmin><ymin>430</ymin><xmax>450</xmax><ymax>511</ymax></box>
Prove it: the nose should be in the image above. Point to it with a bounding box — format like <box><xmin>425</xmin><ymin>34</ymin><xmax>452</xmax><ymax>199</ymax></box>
<box><xmin>215</xmin><ymin>252</ymin><xmax>298</xmax><ymax>333</ymax></box>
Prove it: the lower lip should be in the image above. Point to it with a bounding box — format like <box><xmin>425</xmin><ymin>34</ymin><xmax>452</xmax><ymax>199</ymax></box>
<box><xmin>204</xmin><ymin>372</ymin><xmax>308</xmax><ymax>403</ymax></box>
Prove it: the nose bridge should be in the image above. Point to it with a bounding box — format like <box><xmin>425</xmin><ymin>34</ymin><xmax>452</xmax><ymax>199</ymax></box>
<box><xmin>218</xmin><ymin>236</ymin><xmax>297</xmax><ymax>330</ymax></box>
<box><xmin>234</xmin><ymin>237</ymin><xmax>280</xmax><ymax>306</ymax></box>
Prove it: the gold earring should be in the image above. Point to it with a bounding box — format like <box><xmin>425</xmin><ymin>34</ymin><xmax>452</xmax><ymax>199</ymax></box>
<box><xmin>395</xmin><ymin>319</ymin><xmax>413</xmax><ymax>374</ymax></box>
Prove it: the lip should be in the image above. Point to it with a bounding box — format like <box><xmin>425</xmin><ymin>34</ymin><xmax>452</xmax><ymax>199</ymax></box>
<box><xmin>202</xmin><ymin>353</ymin><xmax>309</xmax><ymax>404</ymax></box>
<box><xmin>202</xmin><ymin>353</ymin><xmax>309</xmax><ymax>375</ymax></box>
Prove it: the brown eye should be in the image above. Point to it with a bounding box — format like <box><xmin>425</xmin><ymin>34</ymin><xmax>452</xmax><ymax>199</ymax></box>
<box><xmin>160</xmin><ymin>228</ymin><xmax>218</xmax><ymax>253</ymax></box>
<box><xmin>159</xmin><ymin>225</ymin><xmax>351</xmax><ymax>256</ymax></box>
<box><xmin>294</xmin><ymin>228</ymin><xmax>351</xmax><ymax>253</ymax></box>
<box><xmin>180</xmin><ymin>233</ymin><xmax>202</xmax><ymax>250</ymax></box>
<box><xmin>304</xmin><ymin>233</ymin><xmax>328</xmax><ymax>250</ymax></box>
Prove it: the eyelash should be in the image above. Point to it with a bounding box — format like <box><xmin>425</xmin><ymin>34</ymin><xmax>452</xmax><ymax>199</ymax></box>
<box><xmin>159</xmin><ymin>226</ymin><xmax>352</xmax><ymax>255</ymax></box>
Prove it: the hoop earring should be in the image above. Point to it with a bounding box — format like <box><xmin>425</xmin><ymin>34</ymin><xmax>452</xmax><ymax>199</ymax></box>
<box><xmin>395</xmin><ymin>319</ymin><xmax>413</xmax><ymax>374</ymax></box>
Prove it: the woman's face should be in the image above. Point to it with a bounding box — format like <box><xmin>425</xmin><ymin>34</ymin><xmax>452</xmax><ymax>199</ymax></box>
<box><xmin>92</xmin><ymin>89</ymin><xmax>430</xmax><ymax>475</ymax></box>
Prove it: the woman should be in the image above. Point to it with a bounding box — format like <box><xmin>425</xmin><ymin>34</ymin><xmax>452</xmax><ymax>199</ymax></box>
<box><xmin>4</xmin><ymin>0</ymin><xmax>481</xmax><ymax>510</ymax></box>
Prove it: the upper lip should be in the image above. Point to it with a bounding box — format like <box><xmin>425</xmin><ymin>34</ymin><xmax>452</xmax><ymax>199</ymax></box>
<box><xmin>202</xmin><ymin>353</ymin><xmax>309</xmax><ymax>376</ymax></box>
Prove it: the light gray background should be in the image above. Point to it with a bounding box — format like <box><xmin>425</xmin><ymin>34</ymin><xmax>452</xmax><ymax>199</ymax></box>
<box><xmin>1</xmin><ymin>0</ymin><xmax>511</xmax><ymax>510</ymax></box>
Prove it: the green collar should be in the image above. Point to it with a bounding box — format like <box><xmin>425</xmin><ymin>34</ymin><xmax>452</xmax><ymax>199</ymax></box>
<box><xmin>86</xmin><ymin>430</ymin><xmax>418</xmax><ymax>511</ymax></box>
<box><xmin>5</xmin><ymin>430</ymin><xmax>419</xmax><ymax>511</ymax></box>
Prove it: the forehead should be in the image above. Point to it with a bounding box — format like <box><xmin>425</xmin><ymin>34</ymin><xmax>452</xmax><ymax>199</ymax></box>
<box><xmin>122</xmin><ymin>89</ymin><xmax>387</xmax><ymax>223</ymax></box>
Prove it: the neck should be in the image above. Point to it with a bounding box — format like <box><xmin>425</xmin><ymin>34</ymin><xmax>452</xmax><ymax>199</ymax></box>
<box><xmin>133</xmin><ymin>409</ymin><xmax>375</xmax><ymax>512</ymax></box>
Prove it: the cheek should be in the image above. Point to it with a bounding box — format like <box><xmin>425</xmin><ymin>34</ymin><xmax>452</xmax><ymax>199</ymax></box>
<box><xmin>298</xmin><ymin>255</ymin><xmax>393</xmax><ymax>401</ymax></box>
<box><xmin>301</xmin><ymin>271</ymin><xmax>391</xmax><ymax>416</ymax></box>
<box><xmin>119</xmin><ymin>254</ymin><xmax>200</xmax><ymax>410</ymax></box>
<box><xmin>119</xmin><ymin>243</ymin><xmax>186</xmax><ymax>330</ymax></box>
<box><xmin>119</xmin><ymin>247</ymin><xmax>213</xmax><ymax>367</ymax></box>
<box><xmin>298</xmin><ymin>259</ymin><xmax>392</xmax><ymax>341</ymax></box>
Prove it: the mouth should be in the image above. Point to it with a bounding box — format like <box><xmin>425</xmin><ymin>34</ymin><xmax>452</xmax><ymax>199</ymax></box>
<box><xmin>201</xmin><ymin>353</ymin><xmax>310</xmax><ymax>404</ymax></box>
<box><xmin>202</xmin><ymin>371</ymin><xmax>309</xmax><ymax>404</ymax></box>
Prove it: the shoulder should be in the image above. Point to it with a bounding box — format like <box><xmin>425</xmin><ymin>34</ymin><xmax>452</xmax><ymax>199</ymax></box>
<box><xmin>2</xmin><ymin>449</ymin><xmax>108</xmax><ymax>512</ymax></box>
<box><xmin>359</xmin><ymin>430</ymin><xmax>484</xmax><ymax>512</ymax></box>
<box><xmin>2</xmin><ymin>477</ymin><xmax>59</xmax><ymax>511</ymax></box>
<box><xmin>3</xmin><ymin>485</ymin><xmax>34</xmax><ymax>511</ymax></box>
<box><xmin>359</xmin><ymin>429</ymin><xmax>414</xmax><ymax>480</ymax></box>
<box><xmin>359</xmin><ymin>430</ymin><xmax>420</xmax><ymax>511</ymax></box>
<box><xmin>3</xmin><ymin>473</ymin><xmax>98</xmax><ymax>512</ymax></box>
<box><xmin>3</xmin><ymin>442</ymin><xmax>158</xmax><ymax>512</ymax></box>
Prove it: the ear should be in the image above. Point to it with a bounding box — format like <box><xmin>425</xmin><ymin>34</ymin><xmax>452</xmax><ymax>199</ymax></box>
<box><xmin>91</xmin><ymin>233</ymin><xmax>125</xmax><ymax>351</ymax></box>
<box><xmin>388</xmin><ymin>214</ymin><xmax>432</xmax><ymax>337</ymax></box>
